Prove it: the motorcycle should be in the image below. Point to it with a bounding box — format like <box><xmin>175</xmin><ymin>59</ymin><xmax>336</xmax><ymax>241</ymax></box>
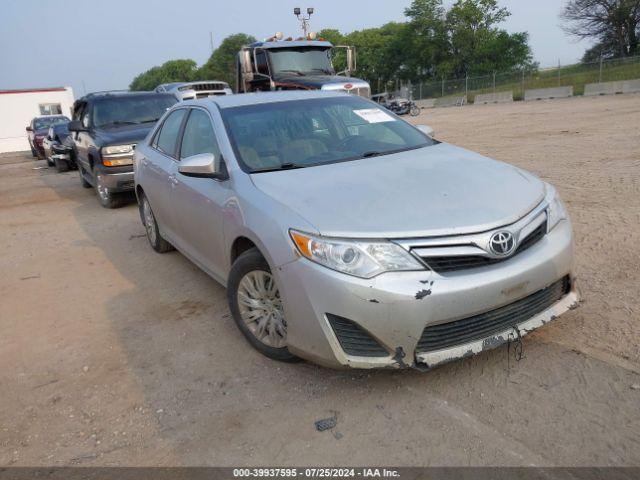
<box><xmin>385</xmin><ymin>99</ymin><xmax>421</xmax><ymax>117</ymax></box>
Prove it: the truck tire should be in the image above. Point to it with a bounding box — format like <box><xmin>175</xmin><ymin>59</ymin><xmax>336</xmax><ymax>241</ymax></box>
<box><xmin>54</xmin><ymin>157</ymin><xmax>70</xmax><ymax>173</ymax></box>
<box><xmin>79</xmin><ymin>166</ymin><xmax>92</xmax><ymax>188</ymax></box>
<box><xmin>227</xmin><ymin>248</ymin><xmax>299</xmax><ymax>363</ymax></box>
<box><xmin>140</xmin><ymin>194</ymin><xmax>174</xmax><ymax>253</ymax></box>
<box><xmin>95</xmin><ymin>172</ymin><xmax>126</xmax><ymax>209</ymax></box>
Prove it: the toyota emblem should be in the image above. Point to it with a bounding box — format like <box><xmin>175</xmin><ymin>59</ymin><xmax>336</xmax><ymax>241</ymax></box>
<box><xmin>489</xmin><ymin>231</ymin><xmax>516</xmax><ymax>256</ymax></box>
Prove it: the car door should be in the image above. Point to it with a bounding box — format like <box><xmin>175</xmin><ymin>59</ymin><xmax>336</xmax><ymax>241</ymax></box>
<box><xmin>72</xmin><ymin>102</ymin><xmax>91</xmax><ymax>170</ymax></box>
<box><xmin>172</xmin><ymin>107</ymin><xmax>229</xmax><ymax>281</ymax></box>
<box><xmin>141</xmin><ymin>108</ymin><xmax>188</xmax><ymax>244</ymax></box>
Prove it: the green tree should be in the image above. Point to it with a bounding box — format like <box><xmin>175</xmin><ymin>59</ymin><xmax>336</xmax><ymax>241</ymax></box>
<box><xmin>197</xmin><ymin>33</ymin><xmax>257</xmax><ymax>87</ymax></box>
<box><xmin>404</xmin><ymin>0</ymin><xmax>450</xmax><ymax>79</ymax></box>
<box><xmin>562</xmin><ymin>0</ymin><xmax>640</xmax><ymax>60</ymax></box>
<box><xmin>444</xmin><ymin>0</ymin><xmax>532</xmax><ymax>76</ymax></box>
<box><xmin>130</xmin><ymin>59</ymin><xmax>198</xmax><ymax>91</ymax></box>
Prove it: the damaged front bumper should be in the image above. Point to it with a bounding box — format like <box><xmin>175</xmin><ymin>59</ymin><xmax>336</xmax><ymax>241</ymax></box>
<box><xmin>276</xmin><ymin>220</ymin><xmax>579</xmax><ymax>370</ymax></box>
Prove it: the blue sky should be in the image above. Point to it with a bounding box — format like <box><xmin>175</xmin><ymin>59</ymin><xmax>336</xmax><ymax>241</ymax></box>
<box><xmin>0</xmin><ymin>0</ymin><xmax>590</xmax><ymax>96</ymax></box>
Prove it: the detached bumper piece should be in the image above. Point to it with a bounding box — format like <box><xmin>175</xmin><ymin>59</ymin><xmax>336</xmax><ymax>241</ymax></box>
<box><xmin>327</xmin><ymin>314</ymin><xmax>388</xmax><ymax>357</ymax></box>
<box><xmin>416</xmin><ymin>276</ymin><xmax>571</xmax><ymax>353</ymax></box>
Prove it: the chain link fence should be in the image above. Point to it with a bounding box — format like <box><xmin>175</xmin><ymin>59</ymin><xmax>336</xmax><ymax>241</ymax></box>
<box><xmin>374</xmin><ymin>55</ymin><xmax>640</xmax><ymax>102</ymax></box>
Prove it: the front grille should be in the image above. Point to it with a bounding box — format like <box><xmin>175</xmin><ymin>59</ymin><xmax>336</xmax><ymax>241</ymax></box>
<box><xmin>327</xmin><ymin>314</ymin><xmax>388</xmax><ymax>357</ymax></box>
<box><xmin>416</xmin><ymin>276</ymin><xmax>570</xmax><ymax>353</ymax></box>
<box><xmin>192</xmin><ymin>83</ymin><xmax>226</xmax><ymax>92</ymax></box>
<box><xmin>420</xmin><ymin>220</ymin><xmax>547</xmax><ymax>274</ymax></box>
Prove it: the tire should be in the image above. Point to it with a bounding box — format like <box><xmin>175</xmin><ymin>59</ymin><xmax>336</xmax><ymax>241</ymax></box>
<box><xmin>30</xmin><ymin>146</ymin><xmax>37</xmax><ymax>158</ymax></box>
<box><xmin>94</xmin><ymin>172</ymin><xmax>126</xmax><ymax>209</ymax></box>
<box><xmin>46</xmin><ymin>157</ymin><xmax>54</xmax><ymax>167</ymax></box>
<box><xmin>78</xmin><ymin>166</ymin><xmax>92</xmax><ymax>188</ymax></box>
<box><xmin>140</xmin><ymin>194</ymin><xmax>174</xmax><ymax>253</ymax></box>
<box><xmin>227</xmin><ymin>248</ymin><xmax>298</xmax><ymax>362</ymax></box>
<box><xmin>55</xmin><ymin>157</ymin><xmax>70</xmax><ymax>173</ymax></box>
<box><xmin>410</xmin><ymin>105</ymin><xmax>421</xmax><ymax>116</ymax></box>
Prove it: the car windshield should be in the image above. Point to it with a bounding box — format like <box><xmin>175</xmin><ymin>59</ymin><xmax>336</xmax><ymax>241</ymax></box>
<box><xmin>34</xmin><ymin>116</ymin><xmax>69</xmax><ymax>130</ymax></box>
<box><xmin>222</xmin><ymin>96</ymin><xmax>434</xmax><ymax>173</ymax></box>
<box><xmin>268</xmin><ymin>47</ymin><xmax>334</xmax><ymax>75</ymax></box>
<box><xmin>92</xmin><ymin>95</ymin><xmax>177</xmax><ymax>128</ymax></box>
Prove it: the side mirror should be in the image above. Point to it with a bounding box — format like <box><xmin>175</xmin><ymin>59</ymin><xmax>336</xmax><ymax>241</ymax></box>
<box><xmin>178</xmin><ymin>153</ymin><xmax>225</xmax><ymax>179</ymax></box>
<box><xmin>26</xmin><ymin>126</ymin><xmax>33</xmax><ymax>132</ymax></box>
<box><xmin>68</xmin><ymin>120</ymin><xmax>86</xmax><ymax>132</ymax></box>
<box><xmin>416</xmin><ymin>124</ymin><xmax>434</xmax><ymax>138</ymax></box>
<box><xmin>346</xmin><ymin>46</ymin><xmax>356</xmax><ymax>74</ymax></box>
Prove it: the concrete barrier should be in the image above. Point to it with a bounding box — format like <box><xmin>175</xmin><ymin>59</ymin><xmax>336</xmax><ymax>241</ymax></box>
<box><xmin>474</xmin><ymin>91</ymin><xmax>514</xmax><ymax>105</ymax></box>
<box><xmin>623</xmin><ymin>79</ymin><xmax>640</xmax><ymax>94</ymax></box>
<box><xmin>415</xmin><ymin>99</ymin><xmax>436</xmax><ymax>109</ymax></box>
<box><xmin>524</xmin><ymin>86</ymin><xmax>573</xmax><ymax>101</ymax></box>
<box><xmin>584</xmin><ymin>81</ymin><xmax>625</xmax><ymax>96</ymax></box>
<box><xmin>435</xmin><ymin>96</ymin><xmax>467</xmax><ymax>108</ymax></box>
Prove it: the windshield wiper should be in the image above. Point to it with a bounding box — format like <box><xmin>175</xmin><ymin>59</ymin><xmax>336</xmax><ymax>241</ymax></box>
<box><xmin>279</xmin><ymin>69</ymin><xmax>306</xmax><ymax>76</ymax></box>
<box><xmin>138</xmin><ymin>118</ymin><xmax>161</xmax><ymax>123</ymax></box>
<box><xmin>100</xmin><ymin>120</ymin><xmax>138</xmax><ymax>127</ymax></box>
<box><xmin>251</xmin><ymin>162</ymin><xmax>305</xmax><ymax>173</ymax></box>
<box><xmin>361</xmin><ymin>151</ymin><xmax>384</xmax><ymax>158</ymax></box>
<box><xmin>310</xmin><ymin>68</ymin><xmax>333</xmax><ymax>75</ymax></box>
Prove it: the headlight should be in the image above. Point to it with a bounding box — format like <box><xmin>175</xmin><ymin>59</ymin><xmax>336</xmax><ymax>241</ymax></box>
<box><xmin>103</xmin><ymin>144</ymin><xmax>134</xmax><ymax>155</ymax></box>
<box><xmin>290</xmin><ymin>230</ymin><xmax>424</xmax><ymax>278</ymax></box>
<box><xmin>545</xmin><ymin>184</ymin><xmax>568</xmax><ymax>232</ymax></box>
<box><xmin>102</xmin><ymin>144</ymin><xmax>134</xmax><ymax>166</ymax></box>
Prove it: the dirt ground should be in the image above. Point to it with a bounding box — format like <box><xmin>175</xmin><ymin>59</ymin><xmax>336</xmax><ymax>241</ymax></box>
<box><xmin>1</xmin><ymin>94</ymin><xmax>639</xmax><ymax>467</ymax></box>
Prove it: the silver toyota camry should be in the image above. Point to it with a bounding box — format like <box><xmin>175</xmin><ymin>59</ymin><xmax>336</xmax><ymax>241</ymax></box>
<box><xmin>134</xmin><ymin>90</ymin><xmax>579</xmax><ymax>369</ymax></box>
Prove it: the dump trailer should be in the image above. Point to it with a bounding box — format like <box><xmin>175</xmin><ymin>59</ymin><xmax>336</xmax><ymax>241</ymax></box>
<box><xmin>236</xmin><ymin>36</ymin><xmax>370</xmax><ymax>98</ymax></box>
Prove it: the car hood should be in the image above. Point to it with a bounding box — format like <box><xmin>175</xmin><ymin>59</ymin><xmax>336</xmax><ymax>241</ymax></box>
<box><xmin>250</xmin><ymin>143</ymin><xmax>546</xmax><ymax>238</ymax></box>
<box><xmin>94</xmin><ymin>123</ymin><xmax>155</xmax><ymax>146</ymax></box>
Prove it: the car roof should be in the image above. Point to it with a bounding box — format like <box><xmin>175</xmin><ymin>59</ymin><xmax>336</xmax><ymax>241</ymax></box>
<box><xmin>191</xmin><ymin>90</ymin><xmax>351</xmax><ymax>110</ymax></box>
<box><xmin>80</xmin><ymin>91</ymin><xmax>173</xmax><ymax>101</ymax></box>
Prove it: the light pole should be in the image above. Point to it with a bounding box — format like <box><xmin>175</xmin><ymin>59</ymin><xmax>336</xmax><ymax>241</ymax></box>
<box><xmin>294</xmin><ymin>7</ymin><xmax>314</xmax><ymax>38</ymax></box>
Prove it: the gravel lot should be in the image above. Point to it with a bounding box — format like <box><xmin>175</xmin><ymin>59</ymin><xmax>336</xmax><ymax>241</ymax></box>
<box><xmin>1</xmin><ymin>94</ymin><xmax>639</xmax><ymax>467</ymax></box>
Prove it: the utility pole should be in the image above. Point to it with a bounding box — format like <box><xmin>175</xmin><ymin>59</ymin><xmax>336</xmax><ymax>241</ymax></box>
<box><xmin>599</xmin><ymin>52</ymin><xmax>604</xmax><ymax>83</ymax></box>
<box><xmin>558</xmin><ymin>59</ymin><xmax>561</xmax><ymax>86</ymax></box>
<box><xmin>210</xmin><ymin>32</ymin><xmax>214</xmax><ymax>54</ymax></box>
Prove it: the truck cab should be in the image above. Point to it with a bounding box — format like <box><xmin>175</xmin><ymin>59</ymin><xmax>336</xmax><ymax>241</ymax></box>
<box><xmin>236</xmin><ymin>39</ymin><xmax>370</xmax><ymax>98</ymax></box>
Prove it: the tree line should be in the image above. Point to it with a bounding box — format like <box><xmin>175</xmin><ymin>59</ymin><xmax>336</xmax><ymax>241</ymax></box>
<box><xmin>129</xmin><ymin>0</ymin><xmax>640</xmax><ymax>92</ymax></box>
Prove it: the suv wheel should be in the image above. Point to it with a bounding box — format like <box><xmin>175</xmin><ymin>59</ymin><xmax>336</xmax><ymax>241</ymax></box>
<box><xmin>227</xmin><ymin>248</ymin><xmax>298</xmax><ymax>362</ymax></box>
<box><xmin>78</xmin><ymin>166</ymin><xmax>92</xmax><ymax>188</ymax></box>
<box><xmin>95</xmin><ymin>172</ymin><xmax>125</xmax><ymax>209</ymax></box>
<box><xmin>30</xmin><ymin>146</ymin><xmax>37</xmax><ymax>158</ymax></box>
<box><xmin>140</xmin><ymin>195</ymin><xmax>174</xmax><ymax>253</ymax></box>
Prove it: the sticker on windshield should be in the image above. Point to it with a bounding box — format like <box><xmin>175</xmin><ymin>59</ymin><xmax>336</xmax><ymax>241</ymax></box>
<box><xmin>353</xmin><ymin>109</ymin><xmax>396</xmax><ymax>124</ymax></box>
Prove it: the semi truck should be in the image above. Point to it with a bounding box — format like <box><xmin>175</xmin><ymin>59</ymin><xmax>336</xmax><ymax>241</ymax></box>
<box><xmin>236</xmin><ymin>34</ymin><xmax>371</xmax><ymax>98</ymax></box>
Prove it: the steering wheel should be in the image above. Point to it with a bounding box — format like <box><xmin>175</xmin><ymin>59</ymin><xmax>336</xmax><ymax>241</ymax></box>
<box><xmin>336</xmin><ymin>135</ymin><xmax>362</xmax><ymax>151</ymax></box>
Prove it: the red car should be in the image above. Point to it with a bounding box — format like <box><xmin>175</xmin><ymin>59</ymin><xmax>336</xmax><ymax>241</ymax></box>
<box><xmin>26</xmin><ymin>115</ymin><xmax>69</xmax><ymax>159</ymax></box>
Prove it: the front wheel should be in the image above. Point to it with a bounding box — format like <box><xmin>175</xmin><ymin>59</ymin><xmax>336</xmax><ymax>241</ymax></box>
<box><xmin>410</xmin><ymin>105</ymin><xmax>421</xmax><ymax>116</ymax></box>
<box><xmin>95</xmin><ymin>172</ymin><xmax>126</xmax><ymax>209</ymax></box>
<box><xmin>79</xmin><ymin>166</ymin><xmax>92</xmax><ymax>188</ymax></box>
<box><xmin>227</xmin><ymin>248</ymin><xmax>298</xmax><ymax>362</ymax></box>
